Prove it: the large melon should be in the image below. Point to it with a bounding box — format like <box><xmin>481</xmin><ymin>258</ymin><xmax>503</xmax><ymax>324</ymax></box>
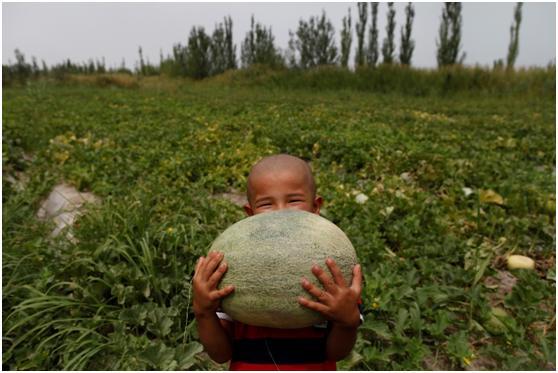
<box><xmin>210</xmin><ymin>209</ymin><xmax>357</xmax><ymax>329</ymax></box>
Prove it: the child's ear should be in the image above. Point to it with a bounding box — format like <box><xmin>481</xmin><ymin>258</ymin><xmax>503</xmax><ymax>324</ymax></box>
<box><xmin>244</xmin><ymin>203</ymin><xmax>254</xmax><ymax>216</ymax></box>
<box><xmin>313</xmin><ymin>196</ymin><xmax>323</xmax><ymax>214</ymax></box>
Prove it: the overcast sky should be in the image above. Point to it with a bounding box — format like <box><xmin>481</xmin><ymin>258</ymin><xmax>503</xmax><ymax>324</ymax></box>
<box><xmin>2</xmin><ymin>2</ymin><xmax>556</xmax><ymax>70</ymax></box>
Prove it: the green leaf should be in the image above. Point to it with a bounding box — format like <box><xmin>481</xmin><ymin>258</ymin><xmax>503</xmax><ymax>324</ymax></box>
<box><xmin>362</xmin><ymin>345</ymin><xmax>395</xmax><ymax>363</ymax></box>
<box><xmin>146</xmin><ymin>308</ymin><xmax>174</xmax><ymax>338</ymax></box>
<box><xmin>119</xmin><ymin>304</ymin><xmax>148</xmax><ymax>326</ymax></box>
<box><xmin>427</xmin><ymin>310</ymin><xmax>453</xmax><ymax>337</ymax></box>
<box><xmin>158</xmin><ymin>277</ymin><xmax>172</xmax><ymax>294</ymax></box>
<box><xmin>141</xmin><ymin>341</ymin><xmax>176</xmax><ymax>370</ymax></box>
<box><xmin>175</xmin><ymin>342</ymin><xmax>203</xmax><ymax>370</ymax></box>
<box><xmin>408</xmin><ymin>302</ymin><xmax>423</xmax><ymax>332</ymax></box>
<box><xmin>446</xmin><ymin>331</ymin><xmax>471</xmax><ymax>366</ymax></box>
<box><xmin>473</xmin><ymin>255</ymin><xmax>492</xmax><ymax>285</ymax></box>
<box><xmin>484</xmin><ymin>313</ymin><xmax>508</xmax><ymax>335</ymax></box>
<box><xmin>394</xmin><ymin>308</ymin><xmax>409</xmax><ymax>336</ymax></box>
<box><xmin>361</xmin><ymin>319</ymin><xmax>392</xmax><ymax>340</ymax></box>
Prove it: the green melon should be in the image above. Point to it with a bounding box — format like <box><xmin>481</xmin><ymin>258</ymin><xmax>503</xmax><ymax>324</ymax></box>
<box><xmin>210</xmin><ymin>209</ymin><xmax>357</xmax><ymax>329</ymax></box>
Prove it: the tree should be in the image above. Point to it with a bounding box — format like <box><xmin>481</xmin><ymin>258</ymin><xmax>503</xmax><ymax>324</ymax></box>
<box><xmin>87</xmin><ymin>59</ymin><xmax>95</xmax><ymax>74</ymax></box>
<box><xmin>13</xmin><ymin>49</ymin><xmax>32</xmax><ymax>83</ymax></box>
<box><xmin>31</xmin><ymin>56</ymin><xmax>40</xmax><ymax>78</ymax></box>
<box><xmin>355</xmin><ymin>2</ymin><xmax>368</xmax><ymax>68</ymax></box>
<box><xmin>171</xmin><ymin>43</ymin><xmax>188</xmax><ymax>76</ymax></box>
<box><xmin>224</xmin><ymin>16</ymin><xmax>237</xmax><ymax>71</ymax></box>
<box><xmin>96</xmin><ymin>57</ymin><xmax>106</xmax><ymax>73</ymax></box>
<box><xmin>138</xmin><ymin>46</ymin><xmax>146</xmax><ymax>75</ymax></box>
<box><xmin>117</xmin><ymin>58</ymin><xmax>131</xmax><ymax>74</ymax></box>
<box><xmin>186</xmin><ymin>26</ymin><xmax>212</xmax><ymax>79</ymax></box>
<box><xmin>210</xmin><ymin>16</ymin><xmax>237</xmax><ymax>75</ymax></box>
<box><xmin>436</xmin><ymin>2</ymin><xmax>465</xmax><ymax>67</ymax></box>
<box><xmin>366</xmin><ymin>2</ymin><xmax>380</xmax><ymax>67</ymax></box>
<box><xmin>382</xmin><ymin>2</ymin><xmax>396</xmax><ymax>64</ymax></box>
<box><xmin>340</xmin><ymin>8</ymin><xmax>352</xmax><ymax>68</ymax></box>
<box><xmin>241</xmin><ymin>15</ymin><xmax>284</xmax><ymax>68</ymax></box>
<box><xmin>211</xmin><ymin>21</ymin><xmax>228</xmax><ymax>75</ymax></box>
<box><xmin>399</xmin><ymin>2</ymin><xmax>415</xmax><ymax>65</ymax></box>
<box><xmin>288</xmin><ymin>11</ymin><xmax>338</xmax><ymax>69</ymax></box>
<box><xmin>506</xmin><ymin>2</ymin><xmax>523</xmax><ymax>69</ymax></box>
<box><xmin>314</xmin><ymin>11</ymin><xmax>338</xmax><ymax>66</ymax></box>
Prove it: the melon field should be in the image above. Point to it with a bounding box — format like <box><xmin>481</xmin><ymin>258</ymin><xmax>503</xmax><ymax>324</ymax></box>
<box><xmin>2</xmin><ymin>73</ymin><xmax>556</xmax><ymax>370</ymax></box>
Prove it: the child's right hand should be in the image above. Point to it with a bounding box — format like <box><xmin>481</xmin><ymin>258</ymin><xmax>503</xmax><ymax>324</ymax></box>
<box><xmin>192</xmin><ymin>251</ymin><xmax>234</xmax><ymax>318</ymax></box>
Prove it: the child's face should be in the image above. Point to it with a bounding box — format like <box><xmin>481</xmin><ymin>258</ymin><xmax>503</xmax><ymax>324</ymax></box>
<box><xmin>244</xmin><ymin>168</ymin><xmax>322</xmax><ymax>216</ymax></box>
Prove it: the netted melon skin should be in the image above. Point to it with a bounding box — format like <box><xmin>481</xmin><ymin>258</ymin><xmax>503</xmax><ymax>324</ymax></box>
<box><xmin>211</xmin><ymin>209</ymin><xmax>357</xmax><ymax>329</ymax></box>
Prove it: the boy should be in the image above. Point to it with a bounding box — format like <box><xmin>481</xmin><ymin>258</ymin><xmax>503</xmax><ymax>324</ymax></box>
<box><xmin>193</xmin><ymin>154</ymin><xmax>362</xmax><ymax>370</ymax></box>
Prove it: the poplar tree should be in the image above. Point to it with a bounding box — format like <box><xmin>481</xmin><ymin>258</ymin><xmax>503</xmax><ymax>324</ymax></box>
<box><xmin>288</xmin><ymin>11</ymin><xmax>338</xmax><ymax>68</ymax></box>
<box><xmin>340</xmin><ymin>8</ymin><xmax>352</xmax><ymax>68</ymax></box>
<box><xmin>241</xmin><ymin>15</ymin><xmax>284</xmax><ymax>68</ymax></box>
<box><xmin>210</xmin><ymin>16</ymin><xmax>237</xmax><ymax>75</ymax></box>
<box><xmin>436</xmin><ymin>2</ymin><xmax>465</xmax><ymax>67</ymax></box>
<box><xmin>366</xmin><ymin>2</ymin><xmax>379</xmax><ymax>67</ymax></box>
<box><xmin>6</xmin><ymin>49</ymin><xmax>32</xmax><ymax>84</ymax></box>
<box><xmin>138</xmin><ymin>46</ymin><xmax>146</xmax><ymax>75</ymax></box>
<box><xmin>224</xmin><ymin>16</ymin><xmax>237</xmax><ymax>70</ymax></box>
<box><xmin>96</xmin><ymin>58</ymin><xmax>106</xmax><ymax>74</ymax></box>
<box><xmin>172</xmin><ymin>43</ymin><xmax>188</xmax><ymax>76</ymax></box>
<box><xmin>186</xmin><ymin>26</ymin><xmax>212</xmax><ymax>79</ymax></box>
<box><xmin>211</xmin><ymin>22</ymin><xmax>228</xmax><ymax>75</ymax></box>
<box><xmin>31</xmin><ymin>56</ymin><xmax>40</xmax><ymax>78</ymax></box>
<box><xmin>87</xmin><ymin>59</ymin><xmax>95</xmax><ymax>74</ymax></box>
<box><xmin>399</xmin><ymin>2</ymin><xmax>415</xmax><ymax>65</ymax></box>
<box><xmin>354</xmin><ymin>2</ymin><xmax>368</xmax><ymax>68</ymax></box>
<box><xmin>506</xmin><ymin>2</ymin><xmax>523</xmax><ymax>70</ymax></box>
<box><xmin>314</xmin><ymin>11</ymin><xmax>338</xmax><ymax>66</ymax></box>
<box><xmin>382</xmin><ymin>2</ymin><xmax>396</xmax><ymax>64</ymax></box>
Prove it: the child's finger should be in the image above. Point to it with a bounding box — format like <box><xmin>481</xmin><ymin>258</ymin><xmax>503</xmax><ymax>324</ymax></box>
<box><xmin>298</xmin><ymin>296</ymin><xmax>329</xmax><ymax>314</ymax></box>
<box><xmin>201</xmin><ymin>251</ymin><xmax>223</xmax><ymax>279</ymax></box>
<box><xmin>325</xmin><ymin>258</ymin><xmax>347</xmax><ymax>288</ymax></box>
<box><xmin>311</xmin><ymin>264</ymin><xmax>338</xmax><ymax>294</ymax></box>
<box><xmin>350</xmin><ymin>264</ymin><xmax>363</xmax><ymax>295</ymax></box>
<box><xmin>301</xmin><ymin>277</ymin><xmax>330</xmax><ymax>303</ymax></box>
<box><xmin>194</xmin><ymin>256</ymin><xmax>205</xmax><ymax>278</ymax></box>
<box><xmin>207</xmin><ymin>261</ymin><xmax>228</xmax><ymax>288</ymax></box>
<box><xmin>209</xmin><ymin>285</ymin><xmax>235</xmax><ymax>301</ymax></box>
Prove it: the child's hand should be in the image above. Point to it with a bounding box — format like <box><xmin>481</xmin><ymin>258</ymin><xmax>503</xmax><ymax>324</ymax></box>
<box><xmin>298</xmin><ymin>258</ymin><xmax>362</xmax><ymax>328</ymax></box>
<box><xmin>193</xmin><ymin>251</ymin><xmax>234</xmax><ymax>318</ymax></box>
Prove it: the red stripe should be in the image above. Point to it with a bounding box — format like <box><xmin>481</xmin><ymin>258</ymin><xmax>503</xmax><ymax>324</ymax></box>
<box><xmin>233</xmin><ymin>322</ymin><xmax>327</xmax><ymax>340</ymax></box>
<box><xmin>230</xmin><ymin>360</ymin><xmax>336</xmax><ymax>371</ymax></box>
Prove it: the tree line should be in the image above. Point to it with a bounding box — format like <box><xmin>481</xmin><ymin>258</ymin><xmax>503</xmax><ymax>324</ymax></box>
<box><xmin>3</xmin><ymin>2</ymin><xmax>527</xmax><ymax>84</ymax></box>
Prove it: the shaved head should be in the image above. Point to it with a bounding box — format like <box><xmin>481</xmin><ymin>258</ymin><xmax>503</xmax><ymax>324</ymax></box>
<box><xmin>246</xmin><ymin>154</ymin><xmax>316</xmax><ymax>204</ymax></box>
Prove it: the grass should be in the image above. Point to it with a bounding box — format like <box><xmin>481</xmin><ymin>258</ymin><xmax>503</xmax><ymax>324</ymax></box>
<box><xmin>208</xmin><ymin>64</ymin><xmax>556</xmax><ymax>97</ymax></box>
<box><xmin>2</xmin><ymin>71</ymin><xmax>556</xmax><ymax>370</ymax></box>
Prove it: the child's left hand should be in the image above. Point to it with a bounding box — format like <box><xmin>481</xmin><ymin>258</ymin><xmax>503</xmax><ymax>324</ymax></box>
<box><xmin>298</xmin><ymin>258</ymin><xmax>362</xmax><ymax>328</ymax></box>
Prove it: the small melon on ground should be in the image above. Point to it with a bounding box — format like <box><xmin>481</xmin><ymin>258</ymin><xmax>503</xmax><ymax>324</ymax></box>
<box><xmin>507</xmin><ymin>255</ymin><xmax>535</xmax><ymax>270</ymax></box>
<box><xmin>211</xmin><ymin>209</ymin><xmax>357</xmax><ymax>329</ymax></box>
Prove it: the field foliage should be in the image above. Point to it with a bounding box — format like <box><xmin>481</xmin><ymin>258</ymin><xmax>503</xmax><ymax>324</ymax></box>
<box><xmin>2</xmin><ymin>71</ymin><xmax>556</xmax><ymax>370</ymax></box>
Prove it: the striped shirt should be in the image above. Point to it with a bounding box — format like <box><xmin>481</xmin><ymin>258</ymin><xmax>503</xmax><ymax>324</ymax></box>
<box><xmin>217</xmin><ymin>312</ymin><xmax>336</xmax><ymax>371</ymax></box>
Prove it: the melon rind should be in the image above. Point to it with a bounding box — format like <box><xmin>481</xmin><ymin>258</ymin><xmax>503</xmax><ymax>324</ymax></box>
<box><xmin>211</xmin><ymin>209</ymin><xmax>357</xmax><ymax>329</ymax></box>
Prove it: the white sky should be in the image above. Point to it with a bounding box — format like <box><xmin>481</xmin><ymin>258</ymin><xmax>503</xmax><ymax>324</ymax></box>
<box><xmin>2</xmin><ymin>2</ymin><xmax>556</xmax><ymax>70</ymax></box>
